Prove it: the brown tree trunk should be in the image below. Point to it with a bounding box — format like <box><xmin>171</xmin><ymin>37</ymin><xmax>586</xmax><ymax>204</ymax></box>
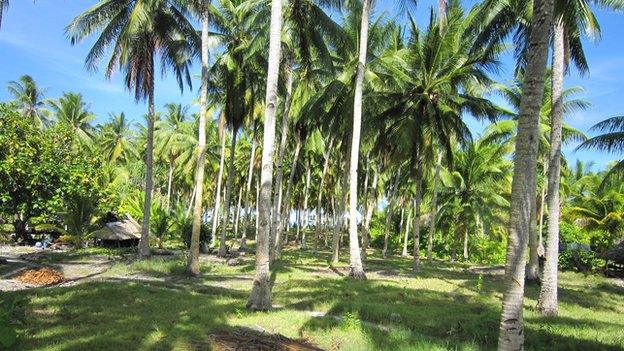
<box><xmin>497</xmin><ymin>0</ymin><xmax>554</xmax><ymax>345</ymax></box>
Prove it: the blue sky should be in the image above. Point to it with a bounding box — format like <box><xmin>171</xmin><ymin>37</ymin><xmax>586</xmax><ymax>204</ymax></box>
<box><xmin>0</xmin><ymin>0</ymin><xmax>623</xmax><ymax>169</ymax></box>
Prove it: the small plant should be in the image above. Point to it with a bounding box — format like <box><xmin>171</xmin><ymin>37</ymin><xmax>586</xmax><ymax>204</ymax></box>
<box><xmin>341</xmin><ymin>311</ymin><xmax>361</xmax><ymax>330</ymax></box>
<box><xmin>476</xmin><ymin>274</ymin><xmax>484</xmax><ymax>294</ymax></box>
<box><xmin>0</xmin><ymin>296</ymin><xmax>26</xmax><ymax>349</ymax></box>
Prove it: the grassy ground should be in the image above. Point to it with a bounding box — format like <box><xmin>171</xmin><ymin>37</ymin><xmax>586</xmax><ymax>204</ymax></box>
<box><xmin>4</xmin><ymin>243</ymin><xmax>624</xmax><ymax>351</ymax></box>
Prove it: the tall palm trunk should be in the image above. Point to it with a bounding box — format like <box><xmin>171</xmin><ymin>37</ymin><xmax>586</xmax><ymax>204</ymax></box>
<box><xmin>275</xmin><ymin>133</ymin><xmax>302</xmax><ymax>257</ymax></box>
<box><xmin>537</xmin><ymin>20</ymin><xmax>565</xmax><ymax>316</ymax></box>
<box><xmin>187</xmin><ymin>12</ymin><xmax>209</xmax><ymax>275</ymax></box>
<box><xmin>247</xmin><ymin>0</ymin><xmax>283</xmax><ymax>311</ymax></box>
<box><xmin>219</xmin><ymin>129</ymin><xmax>238</xmax><ymax>257</ymax></box>
<box><xmin>301</xmin><ymin>158</ymin><xmax>311</xmax><ymax>249</ymax></box>
<box><xmin>331</xmin><ymin>160</ymin><xmax>348</xmax><ymax>263</ymax></box>
<box><xmin>527</xmin><ymin>197</ymin><xmax>540</xmax><ymax>281</ymax></box>
<box><xmin>234</xmin><ymin>186</ymin><xmax>243</xmax><ymax>239</ymax></box>
<box><xmin>362</xmin><ymin>165</ymin><xmax>378</xmax><ymax>259</ymax></box>
<box><xmin>402</xmin><ymin>206</ymin><xmax>412</xmax><ymax>257</ymax></box>
<box><xmin>166</xmin><ymin>156</ymin><xmax>174</xmax><ymax>210</ymax></box>
<box><xmin>211</xmin><ymin>122</ymin><xmax>227</xmax><ymax>247</ymax></box>
<box><xmin>270</xmin><ymin>62</ymin><xmax>294</xmax><ymax>261</ymax></box>
<box><xmin>428</xmin><ymin>151</ymin><xmax>442</xmax><ymax>263</ymax></box>
<box><xmin>346</xmin><ymin>0</ymin><xmax>370</xmax><ymax>279</ymax></box>
<box><xmin>382</xmin><ymin>172</ymin><xmax>401</xmax><ymax>259</ymax></box>
<box><xmin>463</xmin><ymin>225</ymin><xmax>469</xmax><ymax>260</ymax></box>
<box><xmin>315</xmin><ymin>137</ymin><xmax>334</xmax><ymax>251</ymax></box>
<box><xmin>139</xmin><ymin>90</ymin><xmax>155</xmax><ymax>258</ymax></box>
<box><xmin>412</xmin><ymin>166</ymin><xmax>423</xmax><ymax>272</ymax></box>
<box><xmin>241</xmin><ymin>127</ymin><xmax>257</xmax><ymax>250</ymax></box>
<box><xmin>497</xmin><ymin>0</ymin><xmax>554</xmax><ymax>346</ymax></box>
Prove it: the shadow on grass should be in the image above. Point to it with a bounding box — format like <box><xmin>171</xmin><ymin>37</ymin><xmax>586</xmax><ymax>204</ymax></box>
<box><xmin>7</xmin><ymin>247</ymin><xmax>624</xmax><ymax>351</ymax></box>
<box><xmin>8</xmin><ymin>280</ymin><xmax>243</xmax><ymax>351</ymax></box>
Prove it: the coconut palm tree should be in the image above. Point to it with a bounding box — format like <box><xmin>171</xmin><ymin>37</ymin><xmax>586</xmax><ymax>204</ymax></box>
<box><xmin>98</xmin><ymin>112</ymin><xmax>138</xmax><ymax>165</ymax></box>
<box><xmin>538</xmin><ymin>0</ymin><xmax>624</xmax><ymax>315</ymax></box>
<box><xmin>492</xmin><ymin>0</ymin><xmax>555</xmax><ymax>346</ymax></box>
<box><xmin>208</xmin><ymin>0</ymin><xmax>264</xmax><ymax>257</ymax></box>
<box><xmin>374</xmin><ymin>4</ymin><xmax>503</xmax><ymax>272</ymax></box>
<box><xmin>484</xmin><ymin>74</ymin><xmax>588</xmax><ymax>281</ymax></box>
<box><xmin>247</xmin><ymin>0</ymin><xmax>284</xmax><ymax>311</ymax></box>
<box><xmin>67</xmin><ymin>0</ymin><xmax>198</xmax><ymax>258</ymax></box>
<box><xmin>577</xmin><ymin>116</ymin><xmax>624</xmax><ymax>184</ymax></box>
<box><xmin>49</xmin><ymin>92</ymin><xmax>96</xmax><ymax>145</ymax></box>
<box><xmin>438</xmin><ymin>138</ymin><xmax>512</xmax><ymax>261</ymax></box>
<box><xmin>7</xmin><ymin>75</ymin><xmax>51</xmax><ymax>127</ymax></box>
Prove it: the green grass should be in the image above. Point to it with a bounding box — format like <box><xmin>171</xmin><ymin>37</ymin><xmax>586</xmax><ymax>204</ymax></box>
<box><xmin>5</xmin><ymin>245</ymin><xmax>624</xmax><ymax>351</ymax></box>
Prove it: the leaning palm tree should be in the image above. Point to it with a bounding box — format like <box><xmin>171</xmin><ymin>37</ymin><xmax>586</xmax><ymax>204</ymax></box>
<box><xmin>247</xmin><ymin>0</ymin><xmax>284</xmax><ymax>311</ymax></box>
<box><xmin>49</xmin><ymin>92</ymin><xmax>96</xmax><ymax>145</ymax></box>
<box><xmin>67</xmin><ymin>0</ymin><xmax>198</xmax><ymax>258</ymax></box>
<box><xmin>490</xmin><ymin>0</ymin><xmax>555</xmax><ymax>347</ymax></box>
<box><xmin>7</xmin><ymin>75</ymin><xmax>51</xmax><ymax>127</ymax></box>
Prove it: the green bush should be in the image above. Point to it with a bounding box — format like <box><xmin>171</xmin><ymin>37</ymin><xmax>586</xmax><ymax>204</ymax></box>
<box><xmin>560</xmin><ymin>222</ymin><xmax>591</xmax><ymax>245</ymax></box>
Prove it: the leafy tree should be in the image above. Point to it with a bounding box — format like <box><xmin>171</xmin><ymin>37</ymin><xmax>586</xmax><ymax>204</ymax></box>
<box><xmin>0</xmin><ymin>103</ymin><xmax>102</xmax><ymax>243</ymax></box>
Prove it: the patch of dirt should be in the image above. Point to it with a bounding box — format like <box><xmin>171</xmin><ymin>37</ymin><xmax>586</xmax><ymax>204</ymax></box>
<box><xmin>208</xmin><ymin>328</ymin><xmax>324</xmax><ymax>351</ymax></box>
<box><xmin>14</xmin><ymin>267</ymin><xmax>64</xmax><ymax>286</ymax></box>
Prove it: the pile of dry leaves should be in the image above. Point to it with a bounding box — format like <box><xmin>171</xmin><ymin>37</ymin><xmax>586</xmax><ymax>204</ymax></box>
<box><xmin>14</xmin><ymin>267</ymin><xmax>64</xmax><ymax>285</ymax></box>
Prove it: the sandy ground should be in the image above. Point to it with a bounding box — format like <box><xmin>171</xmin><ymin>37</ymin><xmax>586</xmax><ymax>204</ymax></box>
<box><xmin>0</xmin><ymin>245</ymin><xmax>115</xmax><ymax>291</ymax></box>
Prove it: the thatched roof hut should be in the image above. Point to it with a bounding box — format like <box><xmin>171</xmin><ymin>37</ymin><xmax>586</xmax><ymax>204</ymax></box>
<box><xmin>93</xmin><ymin>214</ymin><xmax>142</xmax><ymax>246</ymax></box>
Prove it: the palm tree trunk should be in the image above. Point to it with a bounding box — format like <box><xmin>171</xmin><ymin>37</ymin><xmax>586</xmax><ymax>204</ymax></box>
<box><xmin>301</xmin><ymin>158</ymin><xmax>311</xmax><ymax>249</ymax></box>
<box><xmin>187</xmin><ymin>12</ymin><xmax>209</xmax><ymax>275</ymax></box>
<box><xmin>186</xmin><ymin>183</ymin><xmax>196</xmax><ymax>218</ymax></box>
<box><xmin>362</xmin><ymin>165</ymin><xmax>378</xmax><ymax>259</ymax></box>
<box><xmin>166</xmin><ymin>157</ymin><xmax>174</xmax><ymax>211</ymax></box>
<box><xmin>211</xmin><ymin>121</ymin><xmax>227</xmax><ymax>247</ymax></box>
<box><xmin>219</xmin><ymin>129</ymin><xmax>238</xmax><ymax>257</ymax></box>
<box><xmin>241</xmin><ymin>127</ymin><xmax>257</xmax><ymax>250</ymax></box>
<box><xmin>527</xmin><ymin>196</ymin><xmax>540</xmax><ymax>281</ymax></box>
<box><xmin>412</xmin><ymin>166</ymin><xmax>423</xmax><ymax>272</ymax></box>
<box><xmin>346</xmin><ymin>0</ymin><xmax>370</xmax><ymax>279</ymax></box>
<box><xmin>463</xmin><ymin>225</ymin><xmax>469</xmax><ymax>260</ymax></box>
<box><xmin>402</xmin><ymin>206</ymin><xmax>412</xmax><ymax>257</ymax></box>
<box><xmin>234</xmin><ymin>186</ymin><xmax>243</xmax><ymax>240</ymax></box>
<box><xmin>428</xmin><ymin>151</ymin><xmax>442</xmax><ymax>263</ymax></box>
<box><xmin>537</xmin><ymin>20</ymin><xmax>565</xmax><ymax>317</ymax></box>
<box><xmin>315</xmin><ymin>136</ymin><xmax>334</xmax><ymax>251</ymax></box>
<box><xmin>275</xmin><ymin>133</ymin><xmax>302</xmax><ymax>257</ymax></box>
<box><xmin>270</xmin><ymin>61</ymin><xmax>294</xmax><ymax>262</ymax></box>
<box><xmin>382</xmin><ymin>171</ymin><xmax>401</xmax><ymax>259</ymax></box>
<box><xmin>331</xmin><ymin>162</ymin><xmax>348</xmax><ymax>263</ymax></box>
<box><xmin>497</xmin><ymin>0</ymin><xmax>554</xmax><ymax>346</ymax></box>
<box><xmin>537</xmin><ymin>167</ymin><xmax>547</xmax><ymax>252</ymax></box>
<box><xmin>247</xmin><ymin>0</ymin><xmax>283</xmax><ymax>311</ymax></box>
<box><xmin>139</xmin><ymin>90</ymin><xmax>155</xmax><ymax>258</ymax></box>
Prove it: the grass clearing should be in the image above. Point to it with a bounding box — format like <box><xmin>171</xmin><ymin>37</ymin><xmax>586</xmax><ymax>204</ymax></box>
<box><xmin>4</xmin><ymin>245</ymin><xmax>624</xmax><ymax>351</ymax></box>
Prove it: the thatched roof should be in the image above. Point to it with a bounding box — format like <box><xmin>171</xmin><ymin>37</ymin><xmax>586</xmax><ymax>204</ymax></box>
<box><xmin>94</xmin><ymin>215</ymin><xmax>142</xmax><ymax>241</ymax></box>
